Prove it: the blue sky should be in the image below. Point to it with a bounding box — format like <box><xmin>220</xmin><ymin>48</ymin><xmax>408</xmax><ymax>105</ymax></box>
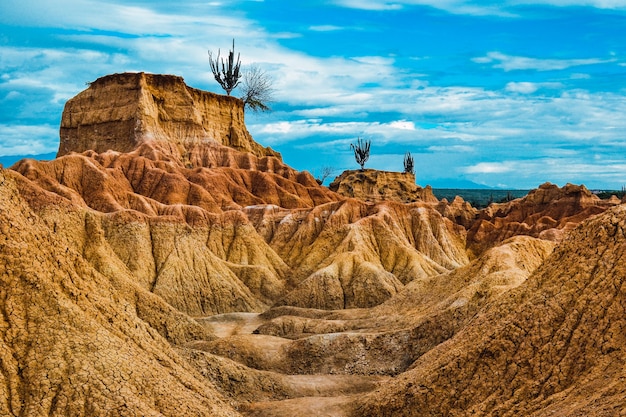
<box><xmin>1</xmin><ymin>0</ymin><xmax>626</xmax><ymax>189</ymax></box>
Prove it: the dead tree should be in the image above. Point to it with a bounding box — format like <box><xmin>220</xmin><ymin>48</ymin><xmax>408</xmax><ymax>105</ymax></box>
<box><xmin>240</xmin><ymin>64</ymin><xmax>274</xmax><ymax>112</ymax></box>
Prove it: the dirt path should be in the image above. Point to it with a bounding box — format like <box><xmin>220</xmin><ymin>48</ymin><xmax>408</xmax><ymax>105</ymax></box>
<box><xmin>241</xmin><ymin>396</ymin><xmax>356</xmax><ymax>417</ymax></box>
<box><xmin>196</xmin><ymin>312</ymin><xmax>264</xmax><ymax>337</ymax></box>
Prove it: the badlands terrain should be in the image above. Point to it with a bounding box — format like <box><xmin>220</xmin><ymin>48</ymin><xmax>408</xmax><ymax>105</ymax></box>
<box><xmin>1</xmin><ymin>72</ymin><xmax>626</xmax><ymax>416</ymax></box>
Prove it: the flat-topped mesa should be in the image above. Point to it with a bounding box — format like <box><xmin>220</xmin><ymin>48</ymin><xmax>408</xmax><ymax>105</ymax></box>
<box><xmin>58</xmin><ymin>72</ymin><xmax>280</xmax><ymax>160</ymax></box>
<box><xmin>329</xmin><ymin>169</ymin><xmax>438</xmax><ymax>203</ymax></box>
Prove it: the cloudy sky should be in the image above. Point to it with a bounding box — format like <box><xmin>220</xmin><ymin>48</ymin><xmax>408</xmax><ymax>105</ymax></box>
<box><xmin>1</xmin><ymin>0</ymin><xmax>625</xmax><ymax>189</ymax></box>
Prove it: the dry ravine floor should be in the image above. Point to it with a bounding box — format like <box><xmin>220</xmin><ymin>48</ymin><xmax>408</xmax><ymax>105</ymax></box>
<box><xmin>194</xmin><ymin>312</ymin><xmax>390</xmax><ymax>417</ymax></box>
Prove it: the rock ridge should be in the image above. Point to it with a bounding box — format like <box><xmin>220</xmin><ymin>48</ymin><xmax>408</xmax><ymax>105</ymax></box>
<box><xmin>467</xmin><ymin>181</ymin><xmax>616</xmax><ymax>255</ymax></box>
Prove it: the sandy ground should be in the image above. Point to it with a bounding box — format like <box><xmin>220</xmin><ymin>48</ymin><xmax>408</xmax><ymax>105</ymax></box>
<box><xmin>197</xmin><ymin>312</ymin><xmax>388</xmax><ymax>417</ymax></box>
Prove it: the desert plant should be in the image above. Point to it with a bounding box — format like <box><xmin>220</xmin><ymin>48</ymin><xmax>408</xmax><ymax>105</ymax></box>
<box><xmin>350</xmin><ymin>138</ymin><xmax>370</xmax><ymax>171</ymax></box>
<box><xmin>315</xmin><ymin>166</ymin><xmax>335</xmax><ymax>185</ymax></box>
<box><xmin>498</xmin><ymin>191</ymin><xmax>515</xmax><ymax>203</ymax></box>
<box><xmin>208</xmin><ymin>39</ymin><xmax>241</xmax><ymax>95</ymax></box>
<box><xmin>403</xmin><ymin>151</ymin><xmax>415</xmax><ymax>175</ymax></box>
<box><xmin>240</xmin><ymin>64</ymin><xmax>274</xmax><ymax>112</ymax></box>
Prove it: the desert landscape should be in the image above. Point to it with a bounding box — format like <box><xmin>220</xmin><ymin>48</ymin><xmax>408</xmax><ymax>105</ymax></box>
<box><xmin>2</xmin><ymin>72</ymin><xmax>626</xmax><ymax>416</ymax></box>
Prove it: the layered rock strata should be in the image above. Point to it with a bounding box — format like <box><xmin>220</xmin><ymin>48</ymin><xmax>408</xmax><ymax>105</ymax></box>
<box><xmin>58</xmin><ymin>72</ymin><xmax>279</xmax><ymax>159</ymax></box>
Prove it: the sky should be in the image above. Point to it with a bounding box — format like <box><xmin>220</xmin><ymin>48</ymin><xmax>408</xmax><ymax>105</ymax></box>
<box><xmin>1</xmin><ymin>0</ymin><xmax>626</xmax><ymax>189</ymax></box>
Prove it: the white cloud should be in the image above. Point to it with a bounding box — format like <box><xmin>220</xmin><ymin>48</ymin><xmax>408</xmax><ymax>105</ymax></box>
<box><xmin>506</xmin><ymin>81</ymin><xmax>539</xmax><ymax>94</ymax></box>
<box><xmin>509</xmin><ymin>0</ymin><xmax>626</xmax><ymax>9</ymax></box>
<box><xmin>258</xmin><ymin>121</ymin><xmax>297</xmax><ymax>135</ymax></box>
<box><xmin>570</xmin><ymin>73</ymin><xmax>591</xmax><ymax>79</ymax></box>
<box><xmin>505</xmin><ymin>81</ymin><xmax>563</xmax><ymax>93</ymax></box>
<box><xmin>461</xmin><ymin>157</ymin><xmax>626</xmax><ymax>189</ymax></box>
<box><xmin>427</xmin><ymin>145</ymin><xmax>475</xmax><ymax>153</ymax></box>
<box><xmin>0</xmin><ymin>0</ymin><xmax>253</xmax><ymax>37</ymax></box>
<box><xmin>309</xmin><ymin>25</ymin><xmax>344</xmax><ymax>31</ymax></box>
<box><xmin>330</xmin><ymin>0</ymin><xmax>626</xmax><ymax>14</ymax></box>
<box><xmin>0</xmin><ymin>124</ymin><xmax>58</xmax><ymax>156</ymax></box>
<box><xmin>253</xmin><ymin>119</ymin><xmax>420</xmax><ymax>146</ymax></box>
<box><xmin>352</xmin><ymin>56</ymin><xmax>395</xmax><ymax>66</ymax></box>
<box><xmin>332</xmin><ymin>0</ymin><xmax>404</xmax><ymax>10</ymax></box>
<box><xmin>464</xmin><ymin>161</ymin><xmax>515</xmax><ymax>174</ymax></box>
<box><xmin>389</xmin><ymin>120</ymin><xmax>416</xmax><ymax>130</ymax></box>
<box><xmin>474</xmin><ymin>51</ymin><xmax>615</xmax><ymax>71</ymax></box>
<box><xmin>330</xmin><ymin>0</ymin><xmax>514</xmax><ymax>15</ymax></box>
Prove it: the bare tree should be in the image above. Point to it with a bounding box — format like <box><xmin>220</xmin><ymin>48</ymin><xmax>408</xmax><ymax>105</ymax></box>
<box><xmin>208</xmin><ymin>39</ymin><xmax>241</xmax><ymax>95</ymax></box>
<box><xmin>350</xmin><ymin>138</ymin><xmax>371</xmax><ymax>171</ymax></box>
<box><xmin>315</xmin><ymin>166</ymin><xmax>335</xmax><ymax>185</ymax></box>
<box><xmin>403</xmin><ymin>151</ymin><xmax>415</xmax><ymax>175</ymax></box>
<box><xmin>240</xmin><ymin>64</ymin><xmax>274</xmax><ymax>112</ymax></box>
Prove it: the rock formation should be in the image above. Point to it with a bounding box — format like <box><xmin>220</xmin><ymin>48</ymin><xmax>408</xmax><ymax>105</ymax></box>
<box><xmin>435</xmin><ymin>195</ymin><xmax>478</xmax><ymax>229</ymax></box>
<box><xmin>355</xmin><ymin>203</ymin><xmax>626</xmax><ymax>416</ymax></box>
<box><xmin>58</xmin><ymin>72</ymin><xmax>279</xmax><ymax>159</ymax></box>
<box><xmin>329</xmin><ymin>169</ymin><xmax>437</xmax><ymax>203</ymax></box>
<box><xmin>1</xmin><ymin>72</ymin><xmax>624</xmax><ymax>416</ymax></box>
<box><xmin>467</xmin><ymin>182</ymin><xmax>616</xmax><ymax>256</ymax></box>
<box><xmin>0</xmin><ymin>169</ymin><xmax>239</xmax><ymax>417</ymax></box>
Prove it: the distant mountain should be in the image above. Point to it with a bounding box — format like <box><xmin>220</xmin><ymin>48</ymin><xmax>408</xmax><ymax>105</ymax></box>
<box><xmin>422</xmin><ymin>177</ymin><xmax>493</xmax><ymax>189</ymax></box>
<box><xmin>0</xmin><ymin>152</ymin><xmax>56</xmax><ymax>168</ymax></box>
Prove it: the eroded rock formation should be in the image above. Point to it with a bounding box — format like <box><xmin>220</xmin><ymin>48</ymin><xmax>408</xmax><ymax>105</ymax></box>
<box><xmin>355</xmin><ymin>203</ymin><xmax>626</xmax><ymax>416</ymax></box>
<box><xmin>2</xmin><ymin>72</ymin><xmax>624</xmax><ymax>417</ymax></box>
<box><xmin>329</xmin><ymin>169</ymin><xmax>437</xmax><ymax>203</ymax></box>
<box><xmin>0</xmin><ymin>169</ymin><xmax>238</xmax><ymax>417</ymax></box>
<box><xmin>467</xmin><ymin>182</ymin><xmax>615</xmax><ymax>255</ymax></box>
<box><xmin>58</xmin><ymin>72</ymin><xmax>279</xmax><ymax>159</ymax></box>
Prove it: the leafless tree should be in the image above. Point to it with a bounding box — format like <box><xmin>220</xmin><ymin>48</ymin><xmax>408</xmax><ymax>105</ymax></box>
<box><xmin>315</xmin><ymin>166</ymin><xmax>335</xmax><ymax>184</ymax></box>
<box><xmin>240</xmin><ymin>64</ymin><xmax>274</xmax><ymax>112</ymax></box>
<box><xmin>208</xmin><ymin>39</ymin><xmax>241</xmax><ymax>95</ymax></box>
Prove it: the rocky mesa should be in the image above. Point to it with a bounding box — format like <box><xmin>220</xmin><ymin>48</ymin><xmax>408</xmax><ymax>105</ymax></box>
<box><xmin>58</xmin><ymin>72</ymin><xmax>280</xmax><ymax>159</ymax></box>
<box><xmin>1</xmin><ymin>72</ymin><xmax>624</xmax><ymax>417</ymax></box>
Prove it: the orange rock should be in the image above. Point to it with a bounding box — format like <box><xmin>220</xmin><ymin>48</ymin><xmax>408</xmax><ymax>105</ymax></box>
<box><xmin>467</xmin><ymin>182</ymin><xmax>616</xmax><ymax>256</ymax></box>
<box><xmin>58</xmin><ymin>72</ymin><xmax>279</xmax><ymax>159</ymax></box>
<box><xmin>329</xmin><ymin>169</ymin><xmax>438</xmax><ymax>203</ymax></box>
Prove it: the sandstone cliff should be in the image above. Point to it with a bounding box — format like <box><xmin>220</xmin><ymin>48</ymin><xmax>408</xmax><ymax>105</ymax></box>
<box><xmin>58</xmin><ymin>72</ymin><xmax>279</xmax><ymax>159</ymax></box>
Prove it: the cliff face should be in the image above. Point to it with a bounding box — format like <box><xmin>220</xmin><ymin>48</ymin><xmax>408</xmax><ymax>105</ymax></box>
<box><xmin>58</xmin><ymin>72</ymin><xmax>280</xmax><ymax>159</ymax></box>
